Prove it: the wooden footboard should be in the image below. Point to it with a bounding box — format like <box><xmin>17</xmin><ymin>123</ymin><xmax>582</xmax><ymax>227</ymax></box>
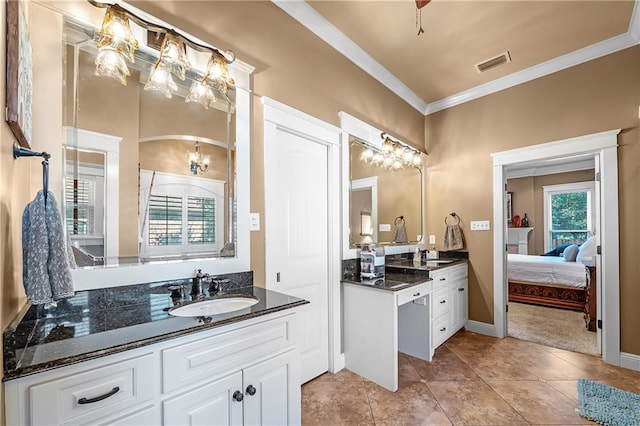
<box><xmin>509</xmin><ymin>267</ymin><xmax>597</xmax><ymax>332</ymax></box>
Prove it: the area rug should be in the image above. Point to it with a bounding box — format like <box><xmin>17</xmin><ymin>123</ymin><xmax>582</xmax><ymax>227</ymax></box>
<box><xmin>577</xmin><ymin>379</ymin><xmax>640</xmax><ymax>425</ymax></box>
<box><xmin>508</xmin><ymin>302</ymin><xmax>598</xmax><ymax>355</ymax></box>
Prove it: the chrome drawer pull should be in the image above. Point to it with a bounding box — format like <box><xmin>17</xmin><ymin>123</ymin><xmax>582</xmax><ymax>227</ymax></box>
<box><xmin>439</xmin><ymin>278</ymin><xmax>446</xmax><ymax>281</ymax></box>
<box><xmin>439</xmin><ymin>300</ymin><xmax>446</xmax><ymax>304</ymax></box>
<box><xmin>458</xmin><ymin>288</ymin><xmax>465</xmax><ymax>292</ymax></box>
<box><xmin>78</xmin><ymin>386</ymin><xmax>120</xmax><ymax>405</ymax></box>
<box><xmin>440</xmin><ymin>327</ymin><xmax>446</xmax><ymax>332</ymax></box>
<box><xmin>413</xmin><ymin>292</ymin><xmax>421</xmax><ymax>297</ymax></box>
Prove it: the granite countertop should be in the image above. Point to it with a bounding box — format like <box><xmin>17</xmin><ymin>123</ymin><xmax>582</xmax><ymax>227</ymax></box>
<box><xmin>341</xmin><ymin>258</ymin><xmax>467</xmax><ymax>292</ymax></box>
<box><xmin>3</xmin><ymin>272</ymin><xmax>308</xmax><ymax>381</ymax></box>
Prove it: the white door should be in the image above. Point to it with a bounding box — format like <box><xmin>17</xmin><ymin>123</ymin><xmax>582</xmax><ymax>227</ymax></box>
<box><xmin>265</xmin><ymin>115</ymin><xmax>331</xmax><ymax>384</ymax></box>
<box><xmin>593</xmin><ymin>154</ymin><xmax>602</xmax><ymax>353</ymax></box>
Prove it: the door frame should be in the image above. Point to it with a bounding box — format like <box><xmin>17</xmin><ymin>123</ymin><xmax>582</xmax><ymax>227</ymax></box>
<box><xmin>491</xmin><ymin>129</ymin><xmax>621</xmax><ymax>365</ymax></box>
<box><xmin>262</xmin><ymin>97</ymin><xmax>344</xmax><ymax>374</ymax></box>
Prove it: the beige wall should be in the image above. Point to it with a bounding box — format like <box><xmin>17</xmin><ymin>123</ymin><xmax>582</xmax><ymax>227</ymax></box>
<box><xmin>507</xmin><ymin>169</ymin><xmax>595</xmax><ymax>254</ymax></box>
<box><xmin>425</xmin><ymin>45</ymin><xmax>640</xmax><ymax>354</ymax></box>
<box><xmin>127</xmin><ymin>1</ymin><xmax>427</xmax><ymax>286</ymax></box>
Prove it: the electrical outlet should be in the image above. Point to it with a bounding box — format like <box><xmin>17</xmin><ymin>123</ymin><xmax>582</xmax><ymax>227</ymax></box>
<box><xmin>429</xmin><ymin>235</ymin><xmax>436</xmax><ymax>244</ymax></box>
<box><xmin>379</xmin><ymin>223</ymin><xmax>391</xmax><ymax>232</ymax></box>
<box><xmin>470</xmin><ymin>220</ymin><xmax>490</xmax><ymax>231</ymax></box>
<box><xmin>249</xmin><ymin>213</ymin><xmax>260</xmax><ymax>231</ymax></box>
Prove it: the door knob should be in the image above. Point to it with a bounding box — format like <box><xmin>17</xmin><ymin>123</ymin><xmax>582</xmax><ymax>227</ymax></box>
<box><xmin>246</xmin><ymin>385</ymin><xmax>257</xmax><ymax>396</ymax></box>
<box><xmin>233</xmin><ymin>390</ymin><xmax>244</xmax><ymax>402</ymax></box>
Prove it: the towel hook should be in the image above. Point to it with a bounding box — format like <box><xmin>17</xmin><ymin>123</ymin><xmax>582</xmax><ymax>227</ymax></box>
<box><xmin>13</xmin><ymin>143</ymin><xmax>51</xmax><ymax>204</ymax></box>
<box><xmin>445</xmin><ymin>212</ymin><xmax>460</xmax><ymax>225</ymax></box>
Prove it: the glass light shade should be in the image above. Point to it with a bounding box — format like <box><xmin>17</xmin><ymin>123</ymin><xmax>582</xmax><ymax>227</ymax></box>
<box><xmin>402</xmin><ymin>148</ymin><xmax>414</xmax><ymax>163</ymax></box>
<box><xmin>392</xmin><ymin>159</ymin><xmax>403</xmax><ymax>170</ymax></box>
<box><xmin>360</xmin><ymin>148</ymin><xmax>374</xmax><ymax>162</ymax></box>
<box><xmin>158</xmin><ymin>33</ymin><xmax>190</xmax><ymax>80</ymax></box>
<box><xmin>382</xmin><ymin>141</ymin><xmax>393</xmax><ymax>154</ymax></box>
<box><xmin>412</xmin><ymin>153</ymin><xmax>422</xmax><ymax>166</ymax></box>
<box><xmin>382</xmin><ymin>155</ymin><xmax>394</xmax><ymax>168</ymax></box>
<box><xmin>144</xmin><ymin>62</ymin><xmax>178</xmax><ymax>98</ymax></box>
<box><xmin>394</xmin><ymin>144</ymin><xmax>404</xmax><ymax>157</ymax></box>
<box><xmin>96</xmin><ymin>6</ymin><xmax>139</xmax><ymax>63</ymax></box>
<box><xmin>202</xmin><ymin>155</ymin><xmax>211</xmax><ymax>167</ymax></box>
<box><xmin>188</xmin><ymin>152</ymin><xmax>198</xmax><ymax>164</ymax></box>
<box><xmin>206</xmin><ymin>53</ymin><xmax>235</xmax><ymax>92</ymax></box>
<box><xmin>185</xmin><ymin>79</ymin><xmax>218</xmax><ymax>109</ymax></box>
<box><xmin>372</xmin><ymin>152</ymin><xmax>384</xmax><ymax>165</ymax></box>
<box><xmin>94</xmin><ymin>48</ymin><xmax>130</xmax><ymax>85</ymax></box>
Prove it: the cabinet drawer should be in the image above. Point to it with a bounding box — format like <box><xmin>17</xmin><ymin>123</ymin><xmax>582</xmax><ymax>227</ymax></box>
<box><xmin>396</xmin><ymin>282</ymin><xmax>431</xmax><ymax>306</ymax></box>
<box><xmin>162</xmin><ymin>315</ymin><xmax>294</xmax><ymax>393</ymax></box>
<box><xmin>431</xmin><ymin>286</ymin><xmax>450</xmax><ymax>319</ymax></box>
<box><xmin>30</xmin><ymin>353</ymin><xmax>154</xmax><ymax>426</ymax></box>
<box><xmin>449</xmin><ymin>264</ymin><xmax>468</xmax><ymax>281</ymax></box>
<box><xmin>430</xmin><ymin>271</ymin><xmax>449</xmax><ymax>290</ymax></box>
<box><xmin>431</xmin><ymin>315</ymin><xmax>451</xmax><ymax>348</ymax></box>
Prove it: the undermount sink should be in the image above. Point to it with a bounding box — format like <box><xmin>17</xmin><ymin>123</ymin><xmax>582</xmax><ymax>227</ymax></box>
<box><xmin>426</xmin><ymin>259</ymin><xmax>454</xmax><ymax>264</ymax></box>
<box><xmin>169</xmin><ymin>297</ymin><xmax>259</xmax><ymax>317</ymax></box>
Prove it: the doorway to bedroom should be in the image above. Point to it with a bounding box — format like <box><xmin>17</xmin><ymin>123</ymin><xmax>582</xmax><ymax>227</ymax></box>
<box><xmin>505</xmin><ymin>169</ymin><xmax>599</xmax><ymax>355</ymax></box>
<box><xmin>492</xmin><ymin>129</ymin><xmax>621</xmax><ymax>365</ymax></box>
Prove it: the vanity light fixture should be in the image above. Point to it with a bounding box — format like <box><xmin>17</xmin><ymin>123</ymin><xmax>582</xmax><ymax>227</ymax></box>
<box><xmin>188</xmin><ymin>141</ymin><xmax>210</xmax><ymax>175</ymax></box>
<box><xmin>89</xmin><ymin>0</ymin><xmax>235</xmax><ymax>105</ymax></box>
<box><xmin>361</xmin><ymin>132</ymin><xmax>425</xmax><ymax>170</ymax></box>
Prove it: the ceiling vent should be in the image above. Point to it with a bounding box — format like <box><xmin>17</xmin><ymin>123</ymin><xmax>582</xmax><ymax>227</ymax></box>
<box><xmin>475</xmin><ymin>51</ymin><xmax>511</xmax><ymax>73</ymax></box>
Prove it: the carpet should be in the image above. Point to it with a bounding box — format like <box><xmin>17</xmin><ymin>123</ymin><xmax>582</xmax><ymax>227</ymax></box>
<box><xmin>577</xmin><ymin>379</ymin><xmax>640</xmax><ymax>425</ymax></box>
<box><xmin>508</xmin><ymin>302</ymin><xmax>598</xmax><ymax>355</ymax></box>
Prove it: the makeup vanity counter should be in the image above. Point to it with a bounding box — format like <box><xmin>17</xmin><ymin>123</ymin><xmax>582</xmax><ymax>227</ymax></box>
<box><xmin>3</xmin><ymin>274</ymin><xmax>307</xmax><ymax>425</ymax></box>
<box><xmin>342</xmin><ymin>261</ymin><xmax>468</xmax><ymax>391</ymax></box>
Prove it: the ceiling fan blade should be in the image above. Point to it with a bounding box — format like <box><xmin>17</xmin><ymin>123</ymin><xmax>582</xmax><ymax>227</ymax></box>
<box><xmin>416</xmin><ymin>0</ymin><xmax>431</xmax><ymax>9</ymax></box>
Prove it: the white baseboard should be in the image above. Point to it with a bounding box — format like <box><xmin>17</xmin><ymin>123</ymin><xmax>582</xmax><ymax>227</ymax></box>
<box><xmin>331</xmin><ymin>352</ymin><xmax>346</xmax><ymax>373</ymax></box>
<box><xmin>464</xmin><ymin>320</ymin><xmax>500</xmax><ymax>338</ymax></box>
<box><xmin>620</xmin><ymin>352</ymin><xmax>640</xmax><ymax>372</ymax></box>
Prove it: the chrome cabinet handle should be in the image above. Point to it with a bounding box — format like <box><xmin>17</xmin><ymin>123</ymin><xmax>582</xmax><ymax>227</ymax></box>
<box><xmin>458</xmin><ymin>288</ymin><xmax>465</xmax><ymax>292</ymax></box>
<box><xmin>439</xmin><ymin>300</ymin><xmax>446</xmax><ymax>304</ymax></box>
<box><xmin>413</xmin><ymin>292</ymin><xmax>421</xmax><ymax>297</ymax></box>
<box><xmin>78</xmin><ymin>386</ymin><xmax>120</xmax><ymax>405</ymax></box>
<box><xmin>439</xmin><ymin>278</ymin><xmax>446</xmax><ymax>281</ymax></box>
<box><xmin>440</xmin><ymin>327</ymin><xmax>447</xmax><ymax>332</ymax></box>
<box><xmin>233</xmin><ymin>390</ymin><xmax>244</xmax><ymax>402</ymax></box>
<box><xmin>246</xmin><ymin>385</ymin><xmax>257</xmax><ymax>396</ymax></box>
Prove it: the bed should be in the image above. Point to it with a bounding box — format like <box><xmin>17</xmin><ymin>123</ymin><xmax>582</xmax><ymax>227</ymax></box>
<box><xmin>507</xmin><ymin>254</ymin><xmax>597</xmax><ymax>331</ymax></box>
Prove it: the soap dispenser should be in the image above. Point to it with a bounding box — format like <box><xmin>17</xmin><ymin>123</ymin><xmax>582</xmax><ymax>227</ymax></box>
<box><xmin>413</xmin><ymin>247</ymin><xmax>422</xmax><ymax>267</ymax></box>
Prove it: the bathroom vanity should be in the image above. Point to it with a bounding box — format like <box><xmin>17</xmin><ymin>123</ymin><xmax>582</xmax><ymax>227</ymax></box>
<box><xmin>3</xmin><ymin>279</ymin><xmax>307</xmax><ymax>425</ymax></box>
<box><xmin>342</xmin><ymin>261</ymin><xmax>468</xmax><ymax>391</ymax></box>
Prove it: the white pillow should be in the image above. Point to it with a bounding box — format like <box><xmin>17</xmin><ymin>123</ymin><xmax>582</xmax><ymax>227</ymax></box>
<box><xmin>562</xmin><ymin>244</ymin><xmax>580</xmax><ymax>262</ymax></box>
<box><xmin>577</xmin><ymin>236</ymin><xmax>597</xmax><ymax>266</ymax></box>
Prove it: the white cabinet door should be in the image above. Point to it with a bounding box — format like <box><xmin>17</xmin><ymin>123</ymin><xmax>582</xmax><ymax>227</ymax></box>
<box><xmin>243</xmin><ymin>350</ymin><xmax>301</xmax><ymax>426</ymax></box>
<box><xmin>453</xmin><ymin>279</ymin><xmax>468</xmax><ymax>331</ymax></box>
<box><xmin>163</xmin><ymin>371</ymin><xmax>243</xmax><ymax>426</ymax></box>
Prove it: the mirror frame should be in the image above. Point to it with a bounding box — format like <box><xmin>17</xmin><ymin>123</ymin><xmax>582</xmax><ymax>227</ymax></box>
<box><xmin>339</xmin><ymin>112</ymin><xmax>426</xmax><ymax>260</ymax></box>
<box><xmin>34</xmin><ymin>0</ymin><xmax>254</xmax><ymax>290</ymax></box>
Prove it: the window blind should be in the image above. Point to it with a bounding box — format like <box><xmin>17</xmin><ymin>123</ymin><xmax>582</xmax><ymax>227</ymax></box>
<box><xmin>65</xmin><ymin>176</ymin><xmax>96</xmax><ymax>235</ymax></box>
<box><xmin>148</xmin><ymin>195</ymin><xmax>183</xmax><ymax>246</ymax></box>
<box><xmin>187</xmin><ymin>196</ymin><xmax>215</xmax><ymax>244</ymax></box>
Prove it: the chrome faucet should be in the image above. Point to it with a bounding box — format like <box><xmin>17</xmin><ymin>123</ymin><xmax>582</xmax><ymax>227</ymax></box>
<box><xmin>192</xmin><ymin>269</ymin><xmax>210</xmax><ymax>297</ymax></box>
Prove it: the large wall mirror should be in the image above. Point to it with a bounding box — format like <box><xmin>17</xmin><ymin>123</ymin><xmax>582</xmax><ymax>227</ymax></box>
<box><xmin>35</xmin><ymin>1</ymin><xmax>252</xmax><ymax>289</ymax></box>
<box><xmin>340</xmin><ymin>112</ymin><xmax>425</xmax><ymax>259</ymax></box>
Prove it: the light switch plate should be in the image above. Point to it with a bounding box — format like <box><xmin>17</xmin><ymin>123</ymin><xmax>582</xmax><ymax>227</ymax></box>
<box><xmin>249</xmin><ymin>213</ymin><xmax>260</xmax><ymax>231</ymax></box>
<box><xmin>470</xmin><ymin>220</ymin><xmax>491</xmax><ymax>231</ymax></box>
<box><xmin>379</xmin><ymin>223</ymin><xmax>391</xmax><ymax>232</ymax></box>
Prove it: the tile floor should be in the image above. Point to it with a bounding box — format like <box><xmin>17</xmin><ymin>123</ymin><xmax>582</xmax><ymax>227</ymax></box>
<box><xmin>302</xmin><ymin>331</ymin><xmax>640</xmax><ymax>425</ymax></box>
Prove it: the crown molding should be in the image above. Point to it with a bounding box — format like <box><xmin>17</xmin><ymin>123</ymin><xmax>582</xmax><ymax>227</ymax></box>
<box><xmin>271</xmin><ymin>0</ymin><xmax>428</xmax><ymax>113</ymax></box>
<box><xmin>273</xmin><ymin>0</ymin><xmax>639</xmax><ymax>116</ymax></box>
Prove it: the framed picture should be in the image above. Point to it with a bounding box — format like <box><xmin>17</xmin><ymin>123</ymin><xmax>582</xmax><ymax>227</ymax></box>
<box><xmin>6</xmin><ymin>0</ymin><xmax>33</xmax><ymax>148</ymax></box>
<box><xmin>506</xmin><ymin>191</ymin><xmax>513</xmax><ymax>223</ymax></box>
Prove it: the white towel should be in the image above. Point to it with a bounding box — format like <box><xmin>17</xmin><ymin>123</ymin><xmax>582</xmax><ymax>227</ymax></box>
<box><xmin>443</xmin><ymin>224</ymin><xmax>464</xmax><ymax>251</ymax></box>
<box><xmin>22</xmin><ymin>190</ymin><xmax>75</xmax><ymax>305</ymax></box>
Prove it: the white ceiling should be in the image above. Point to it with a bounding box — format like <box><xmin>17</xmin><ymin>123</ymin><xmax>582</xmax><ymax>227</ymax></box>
<box><xmin>274</xmin><ymin>0</ymin><xmax>639</xmax><ymax>115</ymax></box>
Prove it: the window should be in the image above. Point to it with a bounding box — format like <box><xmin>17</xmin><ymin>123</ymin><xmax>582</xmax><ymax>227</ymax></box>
<box><xmin>140</xmin><ymin>170</ymin><xmax>224</xmax><ymax>257</ymax></box>
<box><xmin>65</xmin><ymin>163</ymin><xmax>104</xmax><ymax>238</ymax></box>
<box><xmin>543</xmin><ymin>181</ymin><xmax>595</xmax><ymax>251</ymax></box>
